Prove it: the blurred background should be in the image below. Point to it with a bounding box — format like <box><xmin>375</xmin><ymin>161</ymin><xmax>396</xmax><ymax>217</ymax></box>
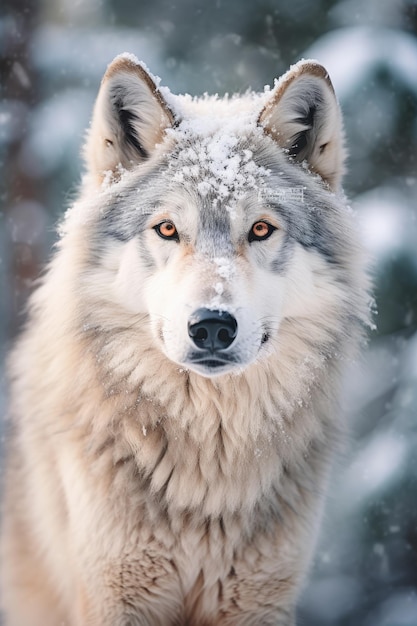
<box><xmin>1</xmin><ymin>0</ymin><xmax>417</xmax><ymax>624</ymax></box>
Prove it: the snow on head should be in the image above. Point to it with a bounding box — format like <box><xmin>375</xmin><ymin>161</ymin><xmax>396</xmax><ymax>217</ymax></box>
<box><xmin>166</xmin><ymin>99</ymin><xmax>271</xmax><ymax>214</ymax></box>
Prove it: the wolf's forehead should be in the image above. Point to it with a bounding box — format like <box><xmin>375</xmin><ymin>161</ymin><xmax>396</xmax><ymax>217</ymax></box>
<box><xmin>167</xmin><ymin>123</ymin><xmax>270</xmax><ymax>210</ymax></box>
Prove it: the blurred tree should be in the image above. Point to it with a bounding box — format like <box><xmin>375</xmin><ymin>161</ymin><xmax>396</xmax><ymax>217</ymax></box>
<box><xmin>0</xmin><ymin>0</ymin><xmax>46</xmax><ymax>339</ymax></box>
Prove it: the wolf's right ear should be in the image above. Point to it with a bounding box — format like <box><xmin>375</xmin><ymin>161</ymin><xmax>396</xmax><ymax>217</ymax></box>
<box><xmin>84</xmin><ymin>55</ymin><xmax>174</xmax><ymax>184</ymax></box>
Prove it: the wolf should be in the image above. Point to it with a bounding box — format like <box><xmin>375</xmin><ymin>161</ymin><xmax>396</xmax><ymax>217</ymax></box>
<box><xmin>0</xmin><ymin>54</ymin><xmax>369</xmax><ymax>625</ymax></box>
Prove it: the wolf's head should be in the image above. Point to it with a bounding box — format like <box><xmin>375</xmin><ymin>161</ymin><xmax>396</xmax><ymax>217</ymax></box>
<box><xmin>72</xmin><ymin>55</ymin><xmax>359</xmax><ymax>379</ymax></box>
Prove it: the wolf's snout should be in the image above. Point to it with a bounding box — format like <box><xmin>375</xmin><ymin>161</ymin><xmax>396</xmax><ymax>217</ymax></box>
<box><xmin>188</xmin><ymin>308</ymin><xmax>238</xmax><ymax>351</ymax></box>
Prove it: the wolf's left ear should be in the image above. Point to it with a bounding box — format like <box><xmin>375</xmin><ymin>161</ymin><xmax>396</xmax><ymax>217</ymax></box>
<box><xmin>258</xmin><ymin>61</ymin><xmax>345</xmax><ymax>189</ymax></box>
<box><xmin>84</xmin><ymin>55</ymin><xmax>174</xmax><ymax>184</ymax></box>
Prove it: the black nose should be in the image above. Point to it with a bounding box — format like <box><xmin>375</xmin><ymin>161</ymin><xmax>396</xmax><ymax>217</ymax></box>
<box><xmin>188</xmin><ymin>308</ymin><xmax>238</xmax><ymax>351</ymax></box>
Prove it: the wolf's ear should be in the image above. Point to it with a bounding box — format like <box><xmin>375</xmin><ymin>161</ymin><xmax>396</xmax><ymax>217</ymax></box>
<box><xmin>258</xmin><ymin>61</ymin><xmax>345</xmax><ymax>189</ymax></box>
<box><xmin>84</xmin><ymin>55</ymin><xmax>174</xmax><ymax>184</ymax></box>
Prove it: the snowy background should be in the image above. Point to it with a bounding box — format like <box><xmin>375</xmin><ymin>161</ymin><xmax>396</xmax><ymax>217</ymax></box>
<box><xmin>1</xmin><ymin>0</ymin><xmax>417</xmax><ymax>624</ymax></box>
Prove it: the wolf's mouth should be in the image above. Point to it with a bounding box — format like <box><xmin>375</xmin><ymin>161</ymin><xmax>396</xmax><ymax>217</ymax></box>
<box><xmin>184</xmin><ymin>351</ymin><xmax>239</xmax><ymax>376</ymax></box>
<box><xmin>188</xmin><ymin>354</ymin><xmax>237</xmax><ymax>368</ymax></box>
<box><xmin>192</xmin><ymin>358</ymin><xmax>229</xmax><ymax>369</ymax></box>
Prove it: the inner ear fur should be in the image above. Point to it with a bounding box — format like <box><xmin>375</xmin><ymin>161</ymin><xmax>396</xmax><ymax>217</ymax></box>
<box><xmin>259</xmin><ymin>61</ymin><xmax>345</xmax><ymax>190</ymax></box>
<box><xmin>84</xmin><ymin>55</ymin><xmax>175</xmax><ymax>184</ymax></box>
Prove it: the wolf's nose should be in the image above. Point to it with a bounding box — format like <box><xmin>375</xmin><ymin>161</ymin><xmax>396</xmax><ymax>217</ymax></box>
<box><xmin>188</xmin><ymin>308</ymin><xmax>238</xmax><ymax>351</ymax></box>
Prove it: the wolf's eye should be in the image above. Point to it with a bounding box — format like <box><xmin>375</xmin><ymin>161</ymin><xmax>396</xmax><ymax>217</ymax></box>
<box><xmin>248</xmin><ymin>221</ymin><xmax>277</xmax><ymax>242</ymax></box>
<box><xmin>154</xmin><ymin>221</ymin><xmax>179</xmax><ymax>242</ymax></box>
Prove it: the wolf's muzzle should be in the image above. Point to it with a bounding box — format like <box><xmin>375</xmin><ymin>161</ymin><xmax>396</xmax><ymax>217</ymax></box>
<box><xmin>188</xmin><ymin>308</ymin><xmax>238</xmax><ymax>352</ymax></box>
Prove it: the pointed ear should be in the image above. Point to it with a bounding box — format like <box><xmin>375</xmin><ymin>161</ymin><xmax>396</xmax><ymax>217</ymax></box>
<box><xmin>258</xmin><ymin>61</ymin><xmax>345</xmax><ymax>189</ymax></box>
<box><xmin>84</xmin><ymin>55</ymin><xmax>175</xmax><ymax>184</ymax></box>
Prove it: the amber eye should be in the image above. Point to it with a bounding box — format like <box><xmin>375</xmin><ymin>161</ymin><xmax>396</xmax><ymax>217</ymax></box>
<box><xmin>153</xmin><ymin>221</ymin><xmax>179</xmax><ymax>241</ymax></box>
<box><xmin>248</xmin><ymin>221</ymin><xmax>277</xmax><ymax>242</ymax></box>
